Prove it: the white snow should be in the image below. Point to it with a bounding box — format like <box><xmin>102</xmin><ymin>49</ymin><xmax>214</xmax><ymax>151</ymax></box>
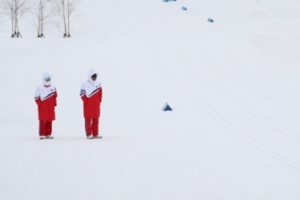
<box><xmin>1</xmin><ymin>0</ymin><xmax>300</xmax><ymax>199</ymax></box>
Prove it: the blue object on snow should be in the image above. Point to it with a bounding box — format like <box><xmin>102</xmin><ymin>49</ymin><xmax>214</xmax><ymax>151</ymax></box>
<box><xmin>163</xmin><ymin>0</ymin><xmax>176</xmax><ymax>2</ymax></box>
<box><xmin>162</xmin><ymin>103</ymin><xmax>173</xmax><ymax>111</ymax></box>
<box><xmin>207</xmin><ymin>18</ymin><xmax>214</xmax><ymax>23</ymax></box>
<box><xmin>181</xmin><ymin>6</ymin><xmax>187</xmax><ymax>11</ymax></box>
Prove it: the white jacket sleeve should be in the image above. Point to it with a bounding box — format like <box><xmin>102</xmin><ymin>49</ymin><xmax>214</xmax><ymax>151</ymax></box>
<box><xmin>80</xmin><ymin>83</ymin><xmax>86</xmax><ymax>97</ymax></box>
<box><xmin>34</xmin><ymin>86</ymin><xmax>40</xmax><ymax>100</ymax></box>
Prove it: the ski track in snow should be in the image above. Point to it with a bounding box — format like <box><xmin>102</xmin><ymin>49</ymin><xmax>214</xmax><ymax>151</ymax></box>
<box><xmin>150</xmin><ymin>31</ymin><xmax>300</xmax><ymax>172</ymax></box>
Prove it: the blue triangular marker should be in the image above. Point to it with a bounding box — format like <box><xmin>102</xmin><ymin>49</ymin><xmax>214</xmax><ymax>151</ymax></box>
<box><xmin>181</xmin><ymin>6</ymin><xmax>187</xmax><ymax>11</ymax></box>
<box><xmin>207</xmin><ymin>18</ymin><xmax>214</xmax><ymax>23</ymax></box>
<box><xmin>162</xmin><ymin>103</ymin><xmax>173</xmax><ymax>111</ymax></box>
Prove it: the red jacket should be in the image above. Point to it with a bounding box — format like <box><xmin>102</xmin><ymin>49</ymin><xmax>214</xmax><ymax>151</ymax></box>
<box><xmin>80</xmin><ymin>80</ymin><xmax>102</xmax><ymax>118</ymax></box>
<box><xmin>35</xmin><ymin>85</ymin><xmax>57</xmax><ymax>121</ymax></box>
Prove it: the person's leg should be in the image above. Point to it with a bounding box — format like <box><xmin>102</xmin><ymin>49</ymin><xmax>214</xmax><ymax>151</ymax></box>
<box><xmin>39</xmin><ymin>121</ymin><xmax>46</xmax><ymax>138</ymax></box>
<box><xmin>92</xmin><ymin>118</ymin><xmax>102</xmax><ymax>138</ymax></box>
<box><xmin>92</xmin><ymin>118</ymin><xmax>99</xmax><ymax>137</ymax></box>
<box><xmin>45</xmin><ymin>121</ymin><xmax>51</xmax><ymax>136</ymax></box>
<box><xmin>85</xmin><ymin>118</ymin><xmax>92</xmax><ymax>137</ymax></box>
<box><xmin>45</xmin><ymin>121</ymin><xmax>53</xmax><ymax>138</ymax></box>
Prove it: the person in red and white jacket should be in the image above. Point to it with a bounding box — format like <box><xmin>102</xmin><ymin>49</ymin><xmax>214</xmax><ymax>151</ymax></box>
<box><xmin>80</xmin><ymin>69</ymin><xmax>103</xmax><ymax>139</ymax></box>
<box><xmin>34</xmin><ymin>73</ymin><xmax>57</xmax><ymax>140</ymax></box>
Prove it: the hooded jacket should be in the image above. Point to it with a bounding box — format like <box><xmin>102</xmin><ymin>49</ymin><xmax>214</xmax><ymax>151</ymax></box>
<box><xmin>80</xmin><ymin>69</ymin><xmax>102</xmax><ymax>118</ymax></box>
<box><xmin>34</xmin><ymin>73</ymin><xmax>57</xmax><ymax>121</ymax></box>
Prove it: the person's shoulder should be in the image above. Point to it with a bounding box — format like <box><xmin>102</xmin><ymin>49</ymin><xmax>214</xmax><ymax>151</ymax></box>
<box><xmin>96</xmin><ymin>81</ymin><xmax>101</xmax><ymax>87</ymax></box>
<box><xmin>36</xmin><ymin>84</ymin><xmax>43</xmax><ymax>89</ymax></box>
<box><xmin>50</xmin><ymin>85</ymin><xmax>56</xmax><ymax>90</ymax></box>
<box><xmin>81</xmin><ymin>80</ymin><xmax>88</xmax><ymax>87</ymax></box>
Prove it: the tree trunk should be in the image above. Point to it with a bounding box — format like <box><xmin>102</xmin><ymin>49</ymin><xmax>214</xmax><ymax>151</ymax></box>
<box><xmin>67</xmin><ymin>0</ymin><xmax>70</xmax><ymax>37</ymax></box>
<box><xmin>11</xmin><ymin>10</ymin><xmax>14</xmax><ymax>37</ymax></box>
<box><xmin>41</xmin><ymin>0</ymin><xmax>44</xmax><ymax>37</ymax></box>
<box><xmin>38</xmin><ymin>0</ymin><xmax>41</xmax><ymax>37</ymax></box>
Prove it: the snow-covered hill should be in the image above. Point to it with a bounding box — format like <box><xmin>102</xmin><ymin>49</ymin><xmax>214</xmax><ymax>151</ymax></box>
<box><xmin>1</xmin><ymin>0</ymin><xmax>300</xmax><ymax>199</ymax></box>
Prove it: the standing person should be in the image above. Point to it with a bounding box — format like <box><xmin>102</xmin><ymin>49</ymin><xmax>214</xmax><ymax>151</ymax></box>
<box><xmin>80</xmin><ymin>69</ymin><xmax>103</xmax><ymax>139</ymax></box>
<box><xmin>34</xmin><ymin>73</ymin><xmax>58</xmax><ymax>140</ymax></box>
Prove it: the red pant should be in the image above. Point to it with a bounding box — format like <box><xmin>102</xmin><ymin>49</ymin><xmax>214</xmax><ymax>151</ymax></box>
<box><xmin>85</xmin><ymin>118</ymin><xmax>99</xmax><ymax>136</ymax></box>
<box><xmin>39</xmin><ymin>121</ymin><xmax>52</xmax><ymax>136</ymax></box>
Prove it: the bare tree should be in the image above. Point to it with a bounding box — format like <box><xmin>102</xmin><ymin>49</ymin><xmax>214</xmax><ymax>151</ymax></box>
<box><xmin>35</xmin><ymin>0</ymin><xmax>54</xmax><ymax>38</ymax></box>
<box><xmin>0</xmin><ymin>0</ymin><xmax>32</xmax><ymax>38</ymax></box>
<box><xmin>55</xmin><ymin>0</ymin><xmax>77</xmax><ymax>38</ymax></box>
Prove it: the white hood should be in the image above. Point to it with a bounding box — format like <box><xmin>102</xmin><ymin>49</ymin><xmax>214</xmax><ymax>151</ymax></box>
<box><xmin>88</xmin><ymin>69</ymin><xmax>98</xmax><ymax>83</ymax></box>
<box><xmin>42</xmin><ymin>72</ymin><xmax>51</xmax><ymax>86</ymax></box>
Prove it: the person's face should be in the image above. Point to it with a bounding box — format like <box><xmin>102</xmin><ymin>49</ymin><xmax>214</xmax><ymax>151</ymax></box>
<box><xmin>91</xmin><ymin>74</ymin><xmax>97</xmax><ymax>81</ymax></box>
<box><xmin>45</xmin><ymin>77</ymin><xmax>51</xmax><ymax>82</ymax></box>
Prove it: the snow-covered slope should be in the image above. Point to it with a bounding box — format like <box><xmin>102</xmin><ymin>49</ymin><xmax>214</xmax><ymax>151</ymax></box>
<box><xmin>1</xmin><ymin>0</ymin><xmax>300</xmax><ymax>199</ymax></box>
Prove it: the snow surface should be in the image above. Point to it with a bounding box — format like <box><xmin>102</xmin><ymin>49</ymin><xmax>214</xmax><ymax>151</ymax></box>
<box><xmin>1</xmin><ymin>0</ymin><xmax>300</xmax><ymax>199</ymax></box>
